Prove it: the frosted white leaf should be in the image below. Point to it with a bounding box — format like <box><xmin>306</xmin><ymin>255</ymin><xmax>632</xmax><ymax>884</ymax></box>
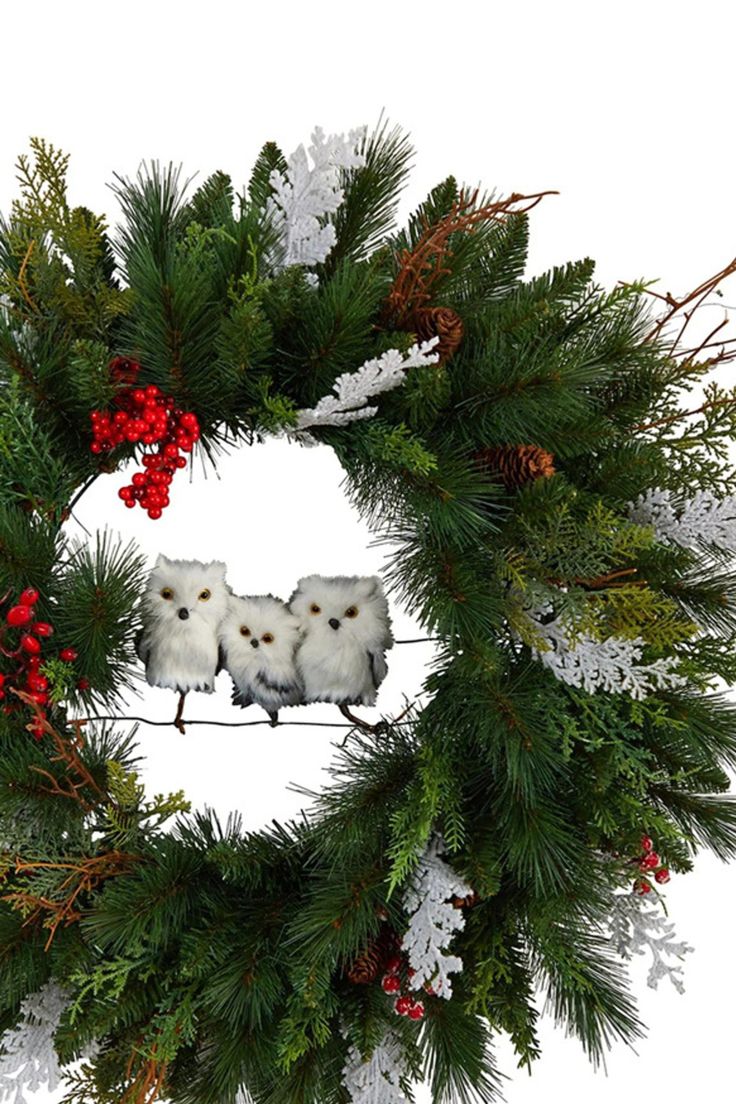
<box><xmin>342</xmin><ymin>1032</ymin><xmax>409</xmax><ymax>1104</ymax></box>
<box><xmin>526</xmin><ymin>604</ymin><xmax>685</xmax><ymax>700</ymax></box>
<box><xmin>401</xmin><ymin>836</ymin><xmax>472</xmax><ymax>1000</ymax></box>
<box><xmin>629</xmin><ymin>487</ymin><xmax>736</xmax><ymax>552</ymax></box>
<box><xmin>610</xmin><ymin>892</ymin><xmax>693</xmax><ymax>994</ymax></box>
<box><xmin>267</xmin><ymin>126</ymin><xmax>366</xmax><ymax>272</ymax></box>
<box><xmin>293</xmin><ymin>339</ymin><xmax>439</xmax><ymax>434</ymax></box>
<box><xmin>0</xmin><ymin>981</ymin><xmax>68</xmax><ymax>1104</ymax></box>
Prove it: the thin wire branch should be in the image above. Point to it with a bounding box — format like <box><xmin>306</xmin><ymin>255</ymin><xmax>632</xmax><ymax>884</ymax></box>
<box><xmin>75</xmin><ymin>715</ymin><xmax>416</xmax><ymax>729</ymax></box>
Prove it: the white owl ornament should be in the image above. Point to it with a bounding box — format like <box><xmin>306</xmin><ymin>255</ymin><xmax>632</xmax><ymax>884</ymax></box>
<box><xmin>219</xmin><ymin>595</ymin><xmax>303</xmax><ymax>726</ymax></box>
<box><xmin>137</xmin><ymin>555</ymin><xmax>229</xmax><ymax>731</ymax></box>
<box><xmin>289</xmin><ymin>575</ymin><xmax>394</xmax><ymax>728</ymax></box>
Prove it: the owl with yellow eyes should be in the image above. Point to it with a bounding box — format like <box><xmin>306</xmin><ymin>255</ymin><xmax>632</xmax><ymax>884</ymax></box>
<box><xmin>289</xmin><ymin>575</ymin><xmax>393</xmax><ymax>718</ymax></box>
<box><xmin>219</xmin><ymin>595</ymin><xmax>303</xmax><ymax>725</ymax></box>
<box><xmin>137</xmin><ymin>556</ymin><xmax>229</xmax><ymax>730</ymax></box>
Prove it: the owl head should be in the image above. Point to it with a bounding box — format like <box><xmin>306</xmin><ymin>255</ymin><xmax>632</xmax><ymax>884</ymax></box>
<box><xmin>220</xmin><ymin>595</ymin><xmax>302</xmax><ymax>669</ymax></box>
<box><xmin>289</xmin><ymin>575</ymin><xmax>393</xmax><ymax>649</ymax></box>
<box><xmin>143</xmin><ymin>555</ymin><xmax>229</xmax><ymax>630</ymax></box>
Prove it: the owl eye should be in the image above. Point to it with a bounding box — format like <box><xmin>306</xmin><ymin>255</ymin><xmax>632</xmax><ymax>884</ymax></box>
<box><xmin>199</xmin><ymin>589</ymin><xmax>211</xmax><ymax>601</ymax></box>
<box><xmin>309</xmin><ymin>603</ymin><xmax>321</xmax><ymax>615</ymax></box>
<box><xmin>160</xmin><ymin>587</ymin><xmax>174</xmax><ymax>601</ymax></box>
<box><xmin>262</xmin><ymin>633</ymin><xmax>275</xmax><ymax>645</ymax></box>
<box><xmin>240</xmin><ymin>626</ymin><xmax>251</xmax><ymax>637</ymax></box>
<box><xmin>345</xmin><ymin>606</ymin><xmax>359</xmax><ymax>619</ymax></box>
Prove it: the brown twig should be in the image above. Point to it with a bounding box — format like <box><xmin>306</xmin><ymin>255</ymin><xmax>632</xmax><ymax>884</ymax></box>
<box><xmin>384</xmin><ymin>189</ymin><xmax>556</xmax><ymax>326</ymax></box>
<box><xmin>6</xmin><ymin>850</ymin><xmax>139</xmax><ymax>951</ymax></box>
<box><xmin>643</xmin><ymin>255</ymin><xmax>736</xmax><ymax>348</ymax></box>
<box><xmin>11</xmin><ymin>689</ymin><xmax>106</xmax><ymax>809</ymax></box>
<box><xmin>123</xmin><ymin>1041</ymin><xmax>170</xmax><ymax>1104</ymax></box>
<box><xmin>632</xmin><ymin>394</ymin><xmax>736</xmax><ymax>435</ymax></box>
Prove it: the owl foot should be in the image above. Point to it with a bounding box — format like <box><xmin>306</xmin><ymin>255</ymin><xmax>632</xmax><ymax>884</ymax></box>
<box><xmin>174</xmin><ymin>692</ymin><xmax>187</xmax><ymax>734</ymax></box>
<box><xmin>268</xmin><ymin>710</ymin><xmax>279</xmax><ymax>727</ymax></box>
<box><xmin>339</xmin><ymin>704</ymin><xmax>381</xmax><ymax>733</ymax></box>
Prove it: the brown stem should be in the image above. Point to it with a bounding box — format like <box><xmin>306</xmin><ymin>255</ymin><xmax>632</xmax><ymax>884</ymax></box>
<box><xmin>632</xmin><ymin>394</ymin><xmax>736</xmax><ymax>434</ymax></box>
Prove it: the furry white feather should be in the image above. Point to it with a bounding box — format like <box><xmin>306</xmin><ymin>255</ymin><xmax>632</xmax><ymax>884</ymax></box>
<box><xmin>290</xmin><ymin>576</ymin><xmax>393</xmax><ymax>706</ymax></box>
<box><xmin>137</xmin><ymin>556</ymin><xmax>229</xmax><ymax>694</ymax></box>
<box><xmin>219</xmin><ymin>595</ymin><xmax>303</xmax><ymax>723</ymax></box>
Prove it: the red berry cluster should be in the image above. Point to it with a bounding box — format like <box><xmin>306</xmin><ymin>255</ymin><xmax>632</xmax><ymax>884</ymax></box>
<box><xmin>381</xmin><ymin>956</ymin><xmax>426</xmax><ymax>1021</ymax></box>
<box><xmin>633</xmin><ymin>834</ymin><xmax>671</xmax><ymax>895</ymax></box>
<box><xmin>1</xmin><ymin>589</ymin><xmax>85</xmax><ymax>740</ymax></box>
<box><xmin>89</xmin><ymin>357</ymin><xmax>200</xmax><ymax>521</ymax></box>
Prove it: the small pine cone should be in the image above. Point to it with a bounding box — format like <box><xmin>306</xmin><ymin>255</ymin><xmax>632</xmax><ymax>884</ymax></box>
<box><xmin>346</xmin><ymin>942</ymin><xmax>382</xmax><ymax>985</ymax></box>
<box><xmin>412</xmin><ymin>306</ymin><xmax>464</xmax><ymax>362</ymax></box>
<box><xmin>474</xmin><ymin>444</ymin><xmax>556</xmax><ymax>491</ymax></box>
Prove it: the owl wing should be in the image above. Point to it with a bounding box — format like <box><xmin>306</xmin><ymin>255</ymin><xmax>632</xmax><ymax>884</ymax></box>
<box><xmin>255</xmin><ymin>670</ymin><xmax>301</xmax><ymax>696</ymax></box>
<box><xmin>368</xmin><ymin>649</ymin><xmax>389</xmax><ymax>690</ymax></box>
<box><xmin>135</xmin><ymin>629</ymin><xmax>149</xmax><ymax>667</ymax></box>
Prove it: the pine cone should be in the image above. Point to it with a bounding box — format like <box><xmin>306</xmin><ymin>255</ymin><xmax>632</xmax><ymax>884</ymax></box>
<box><xmin>346</xmin><ymin>942</ymin><xmax>382</xmax><ymax>985</ymax></box>
<box><xmin>412</xmin><ymin>306</ymin><xmax>464</xmax><ymax>362</ymax></box>
<box><xmin>474</xmin><ymin>444</ymin><xmax>556</xmax><ymax>491</ymax></box>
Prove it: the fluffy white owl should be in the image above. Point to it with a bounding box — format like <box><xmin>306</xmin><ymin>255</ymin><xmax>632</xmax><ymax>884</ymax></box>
<box><xmin>218</xmin><ymin>595</ymin><xmax>303</xmax><ymax>725</ymax></box>
<box><xmin>137</xmin><ymin>555</ymin><xmax>229</xmax><ymax>731</ymax></box>
<box><xmin>289</xmin><ymin>575</ymin><xmax>394</xmax><ymax>726</ymax></box>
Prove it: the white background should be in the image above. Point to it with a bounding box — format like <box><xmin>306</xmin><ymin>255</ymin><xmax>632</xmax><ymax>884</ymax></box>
<box><xmin>2</xmin><ymin>1</ymin><xmax>735</xmax><ymax>1100</ymax></box>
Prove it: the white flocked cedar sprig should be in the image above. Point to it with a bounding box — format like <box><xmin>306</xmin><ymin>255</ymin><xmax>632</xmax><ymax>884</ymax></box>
<box><xmin>293</xmin><ymin>339</ymin><xmax>439</xmax><ymax>435</ymax></box>
<box><xmin>267</xmin><ymin>126</ymin><xmax>366</xmax><ymax>276</ymax></box>
<box><xmin>342</xmin><ymin>1032</ymin><xmax>409</xmax><ymax>1104</ymax></box>
<box><xmin>629</xmin><ymin>487</ymin><xmax>736</xmax><ymax>552</ymax></box>
<box><xmin>0</xmin><ymin>980</ymin><xmax>68</xmax><ymax>1104</ymax></box>
<box><xmin>610</xmin><ymin>891</ymin><xmax>693</xmax><ymax>993</ymax></box>
<box><xmin>401</xmin><ymin>836</ymin><xmax>473</xmax><ymax>1000</ymax></box>
<box><xmin>526</xmin><ymin>602</ymin><xmax>686</xmax><ymax>700</ymax></box>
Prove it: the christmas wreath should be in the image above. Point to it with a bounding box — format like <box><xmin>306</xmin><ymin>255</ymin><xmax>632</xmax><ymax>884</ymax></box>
<box><xmin>1</xmin><ymin>123</ymin><xmax>735</xmax><ymax>1104</ymax></box>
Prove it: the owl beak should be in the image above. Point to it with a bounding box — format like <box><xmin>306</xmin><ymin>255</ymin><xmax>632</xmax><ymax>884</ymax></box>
<box><xmin>328</xmin><ymin>618</ymin><xmax>341</xmax><ymax>631</ymax></box>
<box><xmin>250</xmin><ymin>638</ymin><xmax>259</xmax><ymax>649</ymax></box>
<box><xmin>178</xmin><ymin>608</ymin><xmax>190</xmax><ymax>621</ymax></box>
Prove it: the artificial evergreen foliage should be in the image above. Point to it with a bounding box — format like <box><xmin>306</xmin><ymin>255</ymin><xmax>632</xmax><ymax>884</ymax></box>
<box><xmin>0</xmin><ymin>123</ymin><xmax>734</xmax><ymax>1104</ymax></box>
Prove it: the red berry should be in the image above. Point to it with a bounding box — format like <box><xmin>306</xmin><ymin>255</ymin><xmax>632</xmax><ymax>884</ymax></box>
<box><xmin>395</xmin><ymin>996</ymin><xmax>413</xmax><ymax>1016</ymax></box>
<box><xmin>124</xmin><ymin>499</ymin><xmax>136</xmax><ymax>509</ymax></box>
<box><xmin>26</xmin><ymin>656</ymin><xmax>41</xmax><ymax>671</ymax></box>
<box><xmin>27</xmin><ymin>673</ymin><xmax>49</xmax><ymax>693</ymax></box>
<box><xmin>0</xmin><ymin>674</ymin><xmax>5</xmax><ymax>688</ymax></box>
<box><xmin>132</xmin><ymin>472</ymin><xmax>147</xmax><ymax>487</ymax></box>
<box><xmin>164</xmin><ymin>443</ymin><xmax>179</xmax><ymax>459</ymax></box>
<box><xmin>20</xmin><ymin>634</ymin><xmax>41</xmax><ymax>655</ymax></box>
<box><xmin>408</xmin><ymin>1002</ymin><xmax>425</xmax><ymax>1020</ymax></box>
<box><xmin>175</xmin><ymin>456</ymin><xmax>187</xmax><ymax>469</ymax></box>
<box><xmin>119</xmin><ymin>486</ymin><xmax>134</xmax><ymax>501</ymax></box>
<box><xmin>179</xmin><ymin>412</ymin><xmax>199</xmax><ymax>432</ymax></box>
<box><xmin>634</xmin><ymin>880</ymin><xmax>652</xmax><ymax>896</ymax></box>
<box><xmin>384</xmin><ymin>955</ymin><xmax>402</xmax><ymax>975</ymax></box>
<box><xmin>77</xmin><ymin>677</ymin><xmax>90</xmax><ymax>692</ymax></box>
<box><xmin>7</xmin><ymin>605</ymin><xmax>32</xmax><ymax>627</ymax></box>
<box><xmin>32</xmin><ymin>622</ymin><xmax>53</xmax><ymax>638</ymax></box>
<box><xmin>177</xmin><ymin>435</ymin><xmax>193</xmax><ymax>452</ymax></box>
<box><xmin>641</xmin><ymin>835</ymin><xmax>653</xmax><ymax>853</ymax></box>
<box><xmin>655</xmin><ymin>868</ymin><xmax>671</xmax><ymax>885</ymax></box>
<box><xmin>19</xmin><ymin>588</ymin><xmax>40</xmax><ymax>606</ymax></box>
<box><xmin>90</xmin><ymin>441</ymin><xmax>103</xmax><ymax>454</ymax></box>
<box><xmin>59</xmin><ymin>648</ymin><xmax>78</xmax><ymax>663</ymax></box>
<box><xmin>148</xmin><ymin>507</ymin><xmax>163</xmax><ymax>520</ymax></box>
<box><xmin>382</xmin><ymin>974</ymin><xmax>401</xmax><ymax>994</ymax></box>
<box><xmin>0</xmin><ymin>690</ymin><xmax>4</xmax><ymax>702</ymax></box>
<box><xmin>640</xmin><ymin>852</ymin><xmax>659</xmax><ymax>871</ymax></box>
<box><xmin>28</xmin><ymin>690</ymin><xmax>48</xmax><ymax>706</ymax></box>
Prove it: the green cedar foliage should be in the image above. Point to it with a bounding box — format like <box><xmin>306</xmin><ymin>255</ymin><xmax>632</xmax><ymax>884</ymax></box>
<box><xmin>0</xmin><ymin>126</ymin><xmax>735</xmax><ymax>1104</ymax></box>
